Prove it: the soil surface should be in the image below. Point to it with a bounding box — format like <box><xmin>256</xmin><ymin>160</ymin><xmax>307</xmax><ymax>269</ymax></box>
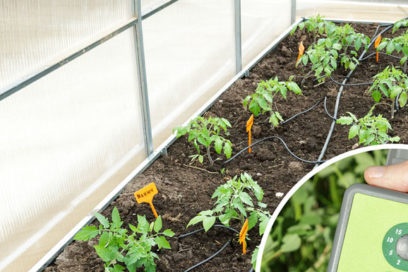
<box><xmin>44</xmin><ymin>22</ymin><xmax>408</xmax><ymax>272</ymax></box>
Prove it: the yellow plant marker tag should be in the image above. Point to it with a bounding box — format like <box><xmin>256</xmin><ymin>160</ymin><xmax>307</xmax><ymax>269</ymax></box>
<box><xmin>374</xmin><ymin>34</ymin><xmax>382</xmax><ymax>63</ymax></box>
<box><xmin>239</xmin><ymin>218</ymin><xmax>249</xmax><ymax>255</ymax></box>
<box><xmin>134</xmin><ymin>182</ymin><xmax>159</xmax><ymax>218</ymax></box>
<box><xmin>246</xmin><ymin>114</ymin><xmax>254</xmax><ymax>153</ymax></box>
<box><xmin>296</xmin><ymin>41</ymin><xmax>305</xmax><ymax>65</ymax></box>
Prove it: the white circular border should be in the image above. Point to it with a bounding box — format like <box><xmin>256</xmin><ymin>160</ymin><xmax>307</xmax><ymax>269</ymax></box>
<box><xmin>255</xmin><ymin>143</ymin><xmax>408</xmax><ymax>271</ymax></box>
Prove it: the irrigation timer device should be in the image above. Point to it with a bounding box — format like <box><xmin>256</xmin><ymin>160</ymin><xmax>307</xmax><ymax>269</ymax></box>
<box><xmin>328</xmin><ymin>149</ymin><xmax>408</xmax><ymax>272</ymax></box>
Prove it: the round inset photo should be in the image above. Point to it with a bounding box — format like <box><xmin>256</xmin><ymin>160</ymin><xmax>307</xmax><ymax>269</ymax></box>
<box><xmin>257</xmin><ymin>144</ymin><xmax>408</xmax><ymax>272</ymax></box>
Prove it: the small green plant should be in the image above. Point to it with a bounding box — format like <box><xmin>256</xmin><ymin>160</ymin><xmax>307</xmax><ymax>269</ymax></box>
<box><xmin>173</xmin><ymin>116</ymin><xmax>232</xmax><ymax>165</ymax></box>
<box><xmin>336</xmin><ymin>106</ymin><xmax>400</xmax><ymax>146</ymax></box>
<box><xmin>242</xmin><ymin>76</ymin><xmax>302</xmax><ymax>127</ymax></box>
<box><xmin>187</xmin><ymin>172</ymin><xmax>270</xmax><ymax>269</ymax></box>
<box><xmin>290</xmin><ymin>14</ymin><xmax>335</xmax><ymax>42</ymax></box>
<box><xmin>368</xmin><ymin>65</ymin><xmax>408</xmax><ymax>118</ymax></box>
<box><xmin>377</xmin><ymin>19</ymin><xmax>408</xmax><ymax>67</ymax></box>
<box><xmin>297</xmin><ymin>19</ymin><xmax>369</xmax><ymax>83</ymax></box>
<box><xmin>74</xmin><ymin>207</ymin><xmax>174</xmax><ymax>272</ymax></box>
<box><xmin>187</xmin><ymin>172</ymin><xmax>270</xmax><ymax>236</ymax></box>
<box><xmin>391</xmin><ymin>18</ymin><xmax>408</xmax><ymax>33</ymax></box>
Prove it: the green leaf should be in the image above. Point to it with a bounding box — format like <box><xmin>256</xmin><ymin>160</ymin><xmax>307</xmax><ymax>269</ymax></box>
<box><xmin>197</xmin><ymin>134</ymin><xmax>211</xmax><ymax>147</ymax></box>
<box><xmin>239</xmin><ymin>191</ymin><xmax>254</xmax><ymax>207</ymax></box>
<box><xmin>223</xmin><ymin>142</ymin><xmax>232</xmax><ymax>159</ymax></box>
<box><xmin>348</xmin><ymin>124</ymin><xmax>360</xmax><ymax>139</ymax></box>
<box><xmin>332</xmin><ymin>42</ymin><xmax>342</xmax><ymax>50</ymax></box>
<box><xmin>112</xmin><ymin>264</ymin><xmax>125</xmax><ymax>272</ymax></box>
<box><xmin>390</xmin><ymin>86</ymin><xmax>402</xmax><ymax>99</ymax></box>
<box><xmin>94</xmin><ymin>244</ymin><xmax>119</xmax><ymax>263</ymax></box>
<box><xmin>74</xmin><ymin>226</ymin><xmax>99</xmax><ymax>241</ymax></box>
<box><xmin>248</xmin><ymin>99</ymin><xmax>261</xmax><ymax>116</ymax></box>
<box><xmin>336</xmin><ymin>116</ymin><xmax>353</xmax><ymax>125</ymax></box>
<box><xmin>95</xmin><ymin>212</ymin><xmax>110</xmax><ymax>229</ymax></box>
<box><xmin>386</xmin><ymin>41</ymin><xmax>395</xmax><ymax>53</ymax></box>
<box><xmin>390</xmin><ymin>136</ymin><xmax>401</xmax><ymax>142</ymax></box>
<box><xmin>187</xmin><ymin>216</ymin><xmax>203</xmax><ymax>228</ymax></box>
<box><xmin>99</xmin><ymin>231</ymin><xmax>111</xmax><ymax>247</ymax></box>
<box><xmin>371</xmin><ymin>90</ymin><xmax>382</xmax><ymax>102</ymax></box>
<box><xmin>269</xmin><ymin>112</ymin><xmax>281</xmax><ymax>127</ymax></box>
<box><xmin>280</xmin><ymin>234</ymin><xmax>301</xmax><ymax>253</ymax></box>
<box><xmin>111</xmin><ymin>207</ymin><xmax>122</xmax><ymax>229</ymax></box>
<box><xmin>287</xmin><ymin>81</ymin><xmax>302</xmax><ymax>95</ymax></box>
<box><xmin>214</xmin><ymin>137</ymin><xmax>223</xmax><ymax>154</ymax></box>
<box><xmin>399</xmin><ymin>91</ymin><xmax>408</xmax><ymax>107</ymax></box>
<box><xmin>299</xmin><ymin>213</ymin><xmax>322</xmax><ymax>225</ymax></box>
<box><xmin>162</xmin><ymin>229</ymin><xmax>175</xmax><ymax>237</ymax></box>
<box><xmin>155</xmin><ymin>236</ymin><xmax>171</xmax><ymax>249</ymax></box>
<box><xmin>137</xmin><ymin>215</ymin><xmax>150</xmax><ymax>233</ymax></box>
<box><xmin>203</xmin><ymin>216</ymin><xmax>216</xmax><ymax>232</ymax></box>
<box><xmin>248</xmin><ymin>212</ymin><xmax>258</xmax><ymax>231</ymax></box>
<box><xmin>153</xmin><ymin>216</ymin><xmax>163</xmax><ymax>233</ymax></box>
<box><xmin>258</xmin><ymin>214</ymin><xmax>269</xmax><ymax>236</ymax></box>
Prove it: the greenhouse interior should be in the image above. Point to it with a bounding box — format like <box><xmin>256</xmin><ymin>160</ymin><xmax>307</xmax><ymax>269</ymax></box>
<box><xmin>1</xmin><ymin>0</ymin><xmax>408</xmax><ymax>271</ymax></box>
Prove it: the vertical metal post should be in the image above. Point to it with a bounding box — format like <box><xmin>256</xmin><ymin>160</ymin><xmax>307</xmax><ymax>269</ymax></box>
<box><xmin>133</xmin><ymin>0</ymin><xmax>154</xmax><ymax>156</ymax></box>
<box><xmin>234</xmin><ymin>0</ymin><xmax>242</xmax><ymax>74</ymax></box>
<box><xmin>291</xmin><ymin>0</ymin><xmax>297</xmax><ymax>24</ymax></box>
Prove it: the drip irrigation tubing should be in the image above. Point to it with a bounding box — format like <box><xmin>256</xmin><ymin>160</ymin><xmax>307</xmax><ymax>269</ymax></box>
<box><xmin>178</xmin><ymin>224</ymin><xmax>239</xmax><ymax>239</ymax></box>
<box><xmin>223</xmin><ymin>135</ymin><xmax>325</xmax><ymax>165</ymax></box>
<box><xmin>315</xmin><ymin>22</ymin><xmax>395</xmax><ymax>164</ymax></box>
<box><xmin>360</xmin><ymin>51</ymin><xmax>401</xmax><ymax>62</ymax></box>
<box><xmin>178</xmin><ymin>224</ymin><xmax>239</xmax><ymax>272</ymax></box>
<box><xmin>183</xmin><ymin>240</ymin><xmax>231</xmax><ymax>272</ymax></box>
<box><xmin>280</xmin><ymin>97</ymin><xmax>324</xmax><ymax>125</ymax></box>
<box><xmin>329</xmin><ymin>76</ymin><xmax>372</xmax><ymax>87</ymax></box>
<box><xmin>223</xmin><ymin>98</ymin><xmax>326</xmax><ymax>165</ymax></box>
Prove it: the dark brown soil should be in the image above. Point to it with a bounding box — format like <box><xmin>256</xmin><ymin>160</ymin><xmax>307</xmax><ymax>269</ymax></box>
<box><xmin>44</xmin><ymin>22</ymin><xmax>408</xmax><ymax>272</ymax></box>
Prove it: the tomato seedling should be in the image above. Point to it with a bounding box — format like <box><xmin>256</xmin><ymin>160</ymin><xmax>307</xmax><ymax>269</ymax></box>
<box><xmin>296</xmin><ymin>16</ymin><xmax>369</xmax><ymax>83</ymax></box>
<box><xmin>368</xmin><ymin>65</ymin><xmax>408</xmax><ymax>118</ymax></box>
<box><xmin>174</xmin><ymin>116</ymin><xmax>233</xmax><ymax>165</ymax></box>
<box><xmin>74</xmin><ymin>207</ymin><xmax>174</xmax><ymax>272</ymax></box>
<box><xmin>243</xmin><ymin>76</ymin><xmax>302</xmax><ymax>127</ymax></box>
<box><xmin>336</xmin><ymin>107</ymin><xmax>400</xmax><ymax>146</ymax></box>
<box><xmin>187</xmin><ymin>173</ymin><xmax>270</xmax><ymax>267</ymax></box>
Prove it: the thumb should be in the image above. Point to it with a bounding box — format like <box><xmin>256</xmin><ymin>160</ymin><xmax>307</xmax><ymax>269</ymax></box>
<box><xmin>364</xmin><ymin>161</ymin><xmax>408</xmax><ymax>192</ymax></box>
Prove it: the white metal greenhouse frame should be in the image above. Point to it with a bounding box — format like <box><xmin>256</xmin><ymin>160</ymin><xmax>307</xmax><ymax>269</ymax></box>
<box><xmin>0</xmin><ymin>1</ymin><xmax>407</xmax><ymax>271</ymax></box>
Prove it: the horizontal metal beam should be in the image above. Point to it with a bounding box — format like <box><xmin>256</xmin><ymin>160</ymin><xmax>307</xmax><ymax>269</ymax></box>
<box><xmin>0</xmin><ymin>0</ymin><xmax>180</xmax><ymax>102</ymax></box>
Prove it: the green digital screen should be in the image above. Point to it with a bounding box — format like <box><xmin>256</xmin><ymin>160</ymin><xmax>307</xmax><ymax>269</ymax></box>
<box><xmin>337</xmin><ymin>193</ymin><xmax>408</xmax><ymax>271</ymax></box>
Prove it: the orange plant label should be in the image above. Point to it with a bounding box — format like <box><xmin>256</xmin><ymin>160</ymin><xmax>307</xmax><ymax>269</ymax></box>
<box><xmin>296</xmin><ymin>41</ymin><xmax>305</xmax><ymax>64</ymax></box>
<box><xmin>239</xmin><ymin>218</ymin><xmax>249</xmax><ymax>255</ymax></box>
<box><xmin>374</xmin><ymin>34</ymin><xmax>382</xmax><ymax>63</ymax></box>
<box><xmin>134</xmin><ymin>182</ymin><xmax>159</xmax><ymax>218</ymax></box>
<box><xmin>246</xmin><ymin>114</ymin><xmax>254</xmax><ymax>153</ymax></box>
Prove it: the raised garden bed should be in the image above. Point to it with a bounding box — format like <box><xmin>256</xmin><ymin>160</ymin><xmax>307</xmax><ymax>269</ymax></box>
<box><xmin>44</xmin><ymin>18</ymin><xmax>408</xmax><ymax>272</ymax></box>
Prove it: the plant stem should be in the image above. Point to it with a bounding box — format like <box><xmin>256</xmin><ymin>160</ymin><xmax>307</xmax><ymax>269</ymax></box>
<box><xmin>207</xmin><ymin>146</ymin><xmax>214</xmax><ymax>166</ymax></box>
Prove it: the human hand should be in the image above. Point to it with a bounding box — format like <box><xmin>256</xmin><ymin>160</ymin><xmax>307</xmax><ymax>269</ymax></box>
<box><xmin>364</xmin><ymin>161</ymin><xmax>408</xmax><ymax>192</ymax></box>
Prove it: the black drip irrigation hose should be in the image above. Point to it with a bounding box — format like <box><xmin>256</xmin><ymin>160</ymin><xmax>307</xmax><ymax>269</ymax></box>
<box><xmin>323</xmin><ymin>96</ymin><xmax>336</xmax><ymax>121</ymax></box>
<box><xmin>223</xmin><ymin>98</ymin><xmax>326</xmax><ymax>166</ymax></box>
<box><xmin>316</xmin><ymin>23</ymin><xmax>395</xmax><ymax>164</ymax></box>
<box><xmin>329</xmin><ymin>76</ymin><xmax>372</xmax><ymax>87</ymax></box>
<box><xmin>360</xmin><ymin>51</ymin><xmax>402</xmax><ymax>62</ymax></box>
<box><xmin>280</xmin><ymin>97</ymin><xmax>324</xmax><ymax>125</ymax></box>
<box><xmin>178</xmin><ymin>224</ymin><xmax>240</xmax><ymax>272</ymax></box>
<box><xmin>224</xmin><ymin>136</ymin><xmax>325</xmax><ymax>165</ymax></box>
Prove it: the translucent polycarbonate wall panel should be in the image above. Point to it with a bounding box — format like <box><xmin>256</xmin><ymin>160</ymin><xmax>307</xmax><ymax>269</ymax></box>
<box><xmin>0</xmin><ymin>28</ymin><xmax>144</xmax><ymax>271</ymax></box>
<box><xmin>297</xmin><ymin>0</ymin><xmax>408</xmax><ymax>23</ymax></box>
<box><xmin>142</xmin><ymin>0</ymin><xmax>237</xmax><ymax>147</ymax></box>
<box><xmin>0</xmin><ymin>0</ymin><xmax>133</xmax><ymax>95</ymax></box>
<box><xmin>241</xmin><ymin>0</ymin><xmax>292</xmax><ymax>69</ymax></box>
